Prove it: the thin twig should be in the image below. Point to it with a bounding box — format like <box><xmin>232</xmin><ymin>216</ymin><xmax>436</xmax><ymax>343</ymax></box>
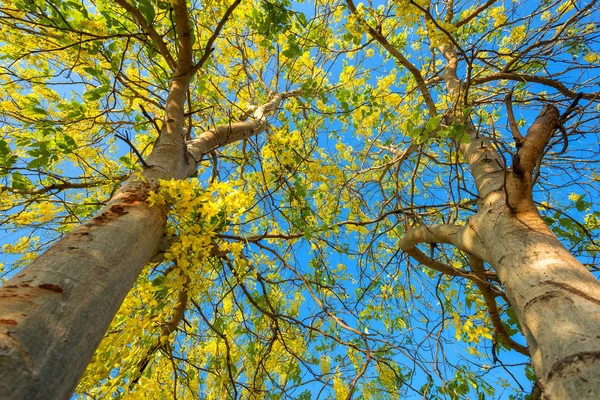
<box><xmin>504</xmin><ymin>89</ymin><xmax>524</xmax><ymax>147</ymax></box>
<box><xmin>139</xmin><ymin>105</ymin><xmax>161</xmax><ymax>135</ymax></box>
<box><xmin>115</xmin><ymin>132</ymin><xmax>149</xmax><ymax>167</ymax></box>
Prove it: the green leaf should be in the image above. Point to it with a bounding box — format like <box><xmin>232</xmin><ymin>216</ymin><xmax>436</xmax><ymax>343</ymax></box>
<box><xmin>0</xmin><ymin>139</ymin><xmax>10</xmax><ymax>157</ymax></box>
<box><xmin>282</xmin><ymin>41</ymin><xmax>302</xmax><ymax>58</ymax></box>
<box><xmin>27</xmin><ymin>142</ymin><xmax>50</xmax><ymax>159</ymax></box>
<box><xmin>506</xmin><ymin>306</ymin><xmax>520</xmax><ymax>328</ymax></box>
<box><xmin>151</xmin><ymin>276</ymin><xmax>165</xmax><ymax>287</ymax></box>
<box><xmin>83</xmin><ymin>66</ymin><xmax>100</xmax><ymax>78</ymax></box>
<box><xmin>406</xmin><ymin>119</ymin><xmax>416</xmax><ymax>138</ymax></box>
<box><xmin>213</xmin><ymin>316</ymin><xmax>225</xmax><ymax>333</ymax></box>
<box><xmin>425</xmin><ymin>115</ymin><xmax>443</xmax><ymax>134</ymax></box>
<box><xmin>24</xmin><ymin>105</ymin><xmax>48</xmax><ymax>117</ymax></box>
<box><xmin>11</xmin><ymin>172</ymin><xmax>32</xmax><ymax>190</ymax></box>
<box><xmin>138</xmin><ymin>0</ymin><xmax>155</xmax><ymax>24</ymax></box>
<box><xmin>575</xmin><ymin>196</ymin><xmax>589</xmax><ymax>212</ymax></box>
<box><xmin>542</xmin><ymin>216</ymin><xmax>555</xmax><ymax>226</ymax></box>
<box><xmin>119</xmin><ymin>155</ymin><xmax>134</xmax><ymax>169</ymax></box>
<box><xmin>83</xmin><ymin>85</ymin><xmax>109</xmax><ymax>102</ymax></box>
<box><xmin>525</xmin><ymin>365</ymin><xmax>536</xmax><ymax>382</ymax></box>
<box><xmin>0</xmin><ymin>139</ymin><xmax>17</xmax><ymax>172</ymax></box>
<box><xmin>27</xmin><ymin>157</ymin><xmax>49</xmax><ymax>169</ymax></box>
<box><xmin>56</xmin><ymin>135</ymin><xmax>77</xmax><ymax>154</ymax></box>
<box><xmin>298</xmin><ymin>12</ymin><xmax>307</xmax><ymax>26</ymax></box>
<box><xmin>559</xmin><ymin>217</ymin><xmax>573</xmax><ymax>229</ymax></box>
<box><xmin>66</xmin><ymin>1</ymin><xmax>89</xmax><ymax>19</ymax></box>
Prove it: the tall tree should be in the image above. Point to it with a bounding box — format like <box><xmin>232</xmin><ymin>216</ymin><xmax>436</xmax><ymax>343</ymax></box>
<box><xmin>341</xmin><ymin>0</ymin><xmax>600</xmax><ymax>398</ymax></box>
<box><xmin>0</xmin><ymin>0</ymin><xmax>310</xmax><ymax>398</ymax></box>
<box><xmin>0</xmin><ymin>0</ymin><xmax>599</xmax><ymax>399</ymax></box>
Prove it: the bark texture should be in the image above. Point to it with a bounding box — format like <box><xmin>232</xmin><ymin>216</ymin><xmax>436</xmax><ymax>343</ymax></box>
<box><xmin>474</xmin><ymin>196</ymin><xmax>600</xmax><ymax>399</ymax></box>
<box><xmin>0</xmin><ymin>1</ymin><xmax>258</xmax><ymax>398</ymax></box>
<box><xmin>0</xmin><ymin>109</ymin><xmax>281</xmax><ymax>400</ymax></box>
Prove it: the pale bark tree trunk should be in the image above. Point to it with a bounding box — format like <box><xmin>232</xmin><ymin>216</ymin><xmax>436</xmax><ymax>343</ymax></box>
<box><xmin>0</xmin><ymin>0</ymin><xmax>294</xmax><ymax>397</ymax></box>
<box><xmin>476</xmin><ymin>194</ymin><xmax>600</xmax><ymax>399</ymax></box>
<box><xmin>345</xmin><ymin>1</ymin><xmax>600</xmax><ymax>394</ymax></box>
<box><xmin>398</xmin><ymin>39</ymin><xmax>600</xmax><ymax>399</ymax></box>
<box><xmin>0</xmin><ymin>92</ymin><xmax>289</xmax><ymax>400</ymax></box>
<box><xmin>0</xmin><ymin>85</ymin><xmax>292</xmax><ymax>399</ymax></box>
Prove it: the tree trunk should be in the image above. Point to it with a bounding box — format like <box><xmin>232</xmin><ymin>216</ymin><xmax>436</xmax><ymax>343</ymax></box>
<box><xmin>0</xmin><ymin>175</ymin><xmax>168</xmax><ymax>400</ymax></box>
<box><xmin>460</xmin><ymin>106</ymin><xmax>600</xmax><ymax>398</ymax></box>
<box><xmin>0</xmin><ymin>87</ymin><xmax>292</xmax><ymax>398</ymax></box>
<box><xmin>473</xmin><ymin>196</ymin><xmax>600</xmax><ymax>399</ymax></box>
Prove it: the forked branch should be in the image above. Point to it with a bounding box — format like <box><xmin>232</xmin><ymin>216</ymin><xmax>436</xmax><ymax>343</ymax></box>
<box><xmin>398</xmin><ymin>223</ymin><xmax>494</xmax><ymax>285</ymax></box>
<box><xmin>345</xmin><ymin>0</ymin><xmax>437</xmax><ymax>115</ymax></box>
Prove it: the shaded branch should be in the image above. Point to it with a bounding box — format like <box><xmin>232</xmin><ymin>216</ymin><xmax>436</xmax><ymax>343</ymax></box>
<box><xmin>455</xmin><ymin>0</ymin><xmax>497</xmax><ymax>28</ymax></box>
<box><xmin>192</xmin><ymin>298</ymin><xmax>239</xmax><ymax>399</ymax></box>
<box><xmin>173</xmin><ymin>0</ymin><xmax>194</xmax><ymax>72</ymax></box>
<box><xmin>130</xmin><ymin>286</ymin><xmax>189</xmax><ymax>387</ymax></box>
<box><xmin>511</xmin><ymin>105</ymin><xmax>560</xmax><ymax>180</ymax></box>
<box><xmin>468</xmin><ymin>254</ymin><xmax>529</xmax><ymax>356</ymax></box>
<box><xmin>504</xmin><ymin>89</ymin><xmax>524</xmax><ymax>147</ymax></box>
<box><xmin>192</xmin><ymin>0</ymin><xmax>243</xmax><ymax>74</ymax></box>
<box><xmin>139</xmin><ymin>105</ymin><xmax>161</xmax><ymax>135</ymax></box>
<box><xmin>115</xmin><ymin>0</ymin><xmax>176</xmax><ymax>70</ymax></box>
<box><xmin>116</xmin><ymin>132</ymin><xmax>149</xmax><ymax>167</ymax></box>
<box><xmin>0</xmin><ymin>175</ymin><xmax>128</xmax><ymax>196</ymax></box>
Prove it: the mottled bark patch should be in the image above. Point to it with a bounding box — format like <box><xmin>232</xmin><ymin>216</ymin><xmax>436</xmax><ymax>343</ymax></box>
<box><xmin>92</xmin><ymin>205</ymin><xmax>128</xmax><ymax>224</ymax></box>
<box><xmin>121</xmin><ymin>184</ymin><xmax>151</xmax><ymax>204</ymax></box>
<box><xmin>547</xmin><ymin>351</ymin><xmax>600</xmax><ymax>380</ymax></box>
<box><xmin>110</xmin><ymin>205</ymin><xmax>128</xmax><ymax>216</ymax></box>
<box><xmin>38</xmin><ymin>284</ymin><xmax>64</xmax><ymax>293</ymax></box>
<box><xmin>523</xmin><ymin>290</ymin><xmax>562</xmax><ymax>312</ymax></box>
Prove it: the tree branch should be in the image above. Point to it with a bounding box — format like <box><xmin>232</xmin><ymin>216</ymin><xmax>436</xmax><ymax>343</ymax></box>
<box><xmin>185</xmin><ymin>90</ymin><xmax>300</xmax><ymax>172</ymax></box>
<box><xmin>504</xmin><ymin>89</ymin><xmax>524</xmax><ymax>147</ymax></box>
<box><xmin>345</xmin><ymin>0</ymin><xmax>437</xmax><ymax>116</ymax></box>
<box><xmin>472</xmin><ymin>73</ymin><xmax>599</xmax><ymax>101</ymax></box>
<box><xmin>191</xmin><ymin>0</ymin><xmax>243</xmax><ymax>74</ymax></box>
<box><xmin>512</xmin><ymin>105</ymin><xmax>560</xmax><ymax>180</ymax></box>
<box><xmin>468</xmin><ymin>254</ymin><xmax>529</xmax><ymax>356</ymax></box>
<box><xmin>172</xmin><ymin>0</ymin><xmax>194</xmax><ymax>73</ymax></box>
<box><xmin>116</xmin><ymin>132</ymin><xmax>149</xmax><ymax>167</ymax></box>
<box><xmin>398</xmin><ymin>224</ymin><xmax>494</xmax><ymax>283</ymax></box>
<box><xmin>455</xmin><ymin>0</ymin><xmax>497</xmax><ymax>28</ymax></box>
<box><xmin>115</xmin><ymin>0</ymin><xmax>176</xmax><ymax>70</ymax></box>
<box><xmin>0</xmin><ymin>175</ymin><xmax>128</xmax><ymax>196</ymax></box>
<box><xmin>130</xmin><ymin>285</ymin><xmax>189</xmax><ymax>387</ymax></box>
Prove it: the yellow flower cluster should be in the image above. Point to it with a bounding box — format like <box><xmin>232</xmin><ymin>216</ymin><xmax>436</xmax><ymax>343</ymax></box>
<box><xmin>14</xmin><ymin>201</ymin><xmax>59</xmax><ymax>225</ymax></box>
<box><xmin>149</xmin><ymin>178</ymin><xmax>253</xmax><ymax>268</ymax></box>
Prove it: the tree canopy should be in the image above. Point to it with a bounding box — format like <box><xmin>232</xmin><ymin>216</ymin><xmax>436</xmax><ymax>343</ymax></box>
<box><xmin>1</xmin><ymin>0</ymin><xmax>599</xmax><ymax>399</ymax></box>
